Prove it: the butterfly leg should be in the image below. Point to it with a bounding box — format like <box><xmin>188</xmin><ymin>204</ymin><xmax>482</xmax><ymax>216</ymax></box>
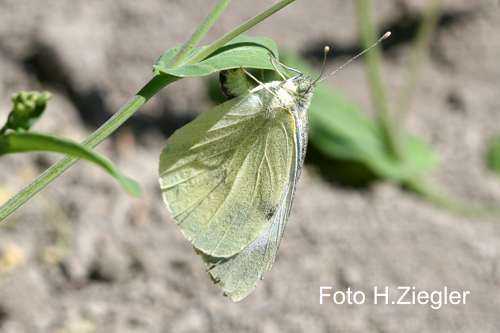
<box><xmin>241</xmin><ymin>67</ymin><xmax>279</xmax><ymax>98</ymax></box>
<box><xmin>270</xmin><ymin>56</ymin><xmax>288</xmax><ymax>81</ymax></box>
<box><xmin>241</xmin><ymin>67</ymin><xmax>265</xmax><ymax>86</ymax></box>
<box><xmin>268</xmin><ymin>53</ymin><xmax>303</xmax><ymax>76</ymax></box>
<box><xmin>241</xmin><ymin>68</ymin><xmax>288</xmax><ymax>111</ymax></box>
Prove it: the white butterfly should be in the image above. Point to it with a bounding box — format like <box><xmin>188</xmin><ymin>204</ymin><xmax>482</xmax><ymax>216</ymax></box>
<box><xmin>159</xmin><ymin>32</ymin><xmax>391</xmax><ymax>301</ymax></box>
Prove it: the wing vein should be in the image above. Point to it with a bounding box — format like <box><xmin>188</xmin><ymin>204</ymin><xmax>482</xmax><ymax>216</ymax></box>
<box><xmin>160</xmin><ymin>146</ymin><xmax>235</xmax><ymax>176</ymax></box>
<box><xmin>174</xmin><ymin>177</ymin><xmax>226</xmax><ymax>222</ymax></box>
<box><xmin>160</xmin><ymin>168</ymin><xmax>211</xmax><ymax>190</ymax></box>
<box><xmin>210</xmin><ymin>133</ymin><xmax>266</xmax><ymax>254</ymax></box>
<box><xmin>190</xmin><ymin>127</ymin><xmax>245</xmax><ymax>151</ymax></box>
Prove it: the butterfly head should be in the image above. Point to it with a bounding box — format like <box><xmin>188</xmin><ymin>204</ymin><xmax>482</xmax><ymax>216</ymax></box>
<box><xmin>295</xmin><ymin>75</ymin><xmax>316</xmax><ymax>95</ymax></box>
<box><xmin>282</xmin><ymin>75</ymin><xmax>315</xmax><ymax>111</ymax></box>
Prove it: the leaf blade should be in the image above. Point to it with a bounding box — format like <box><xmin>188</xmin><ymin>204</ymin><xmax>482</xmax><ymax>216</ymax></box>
<box><xmin>155</xmin><ymin>36</ymin><xmax>279</xmax><ymax>78</ymax></box>
<box><xmin>0</xmin><ymin>132</ymin><xmax>142</xmax><ymax>197</ymax></box>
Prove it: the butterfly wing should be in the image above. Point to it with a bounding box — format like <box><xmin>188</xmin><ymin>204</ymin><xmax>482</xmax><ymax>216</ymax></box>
<box><xmin>159</xmin><ymin>87</ymin><xmax>295</xmax><ymax>258</ymax></box>
<box><xmin>201</xmin><ymin>164</ymin><xmax>300</xmax><ymax>301</ymax></box>
<box><xmin>201</xmin><ymin>105</ymin><xmax>307</xmax><ymax>302</ymax></box>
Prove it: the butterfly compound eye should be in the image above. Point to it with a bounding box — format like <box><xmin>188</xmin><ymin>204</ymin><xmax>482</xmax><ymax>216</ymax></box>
<box><xmin>296</xmin><ymin>77</ymin><xmax>314</xmax><ymax>96</ymax></box>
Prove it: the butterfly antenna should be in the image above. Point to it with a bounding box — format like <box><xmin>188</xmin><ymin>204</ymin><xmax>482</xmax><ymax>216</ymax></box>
<box><xmin>318</xmin><ymin>31</ymin><xmax>391</xmax><ymax>83</ymax></box>
<box><xmin>312</xmin><ymin>45</ymin><xmax>331</xmax><ymax>85</ymax></box>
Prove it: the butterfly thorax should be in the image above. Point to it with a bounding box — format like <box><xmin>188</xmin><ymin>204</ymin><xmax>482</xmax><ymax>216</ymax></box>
<box><xmin>255</xmin><ymin>75</ymin><xmax>314</xmax><ymax>120</ymax></box>
<box><xmin>284</xmin><ymin>75</ymin><xmax>314</xmax><ymax>114</ymax></box>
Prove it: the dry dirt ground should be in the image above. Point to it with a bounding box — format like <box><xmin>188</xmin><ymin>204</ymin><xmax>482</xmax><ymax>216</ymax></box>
<box><xmin>1</xmin><ymin>0</ymin><xmax>500</xmax><ymax>332</ymax></box>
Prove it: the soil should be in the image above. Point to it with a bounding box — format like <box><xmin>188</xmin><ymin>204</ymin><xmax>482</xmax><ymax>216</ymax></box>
<box><xmin>1</xmin><ymin>0</ymin><xmax>500</xmax><ymax>332</ymax></box>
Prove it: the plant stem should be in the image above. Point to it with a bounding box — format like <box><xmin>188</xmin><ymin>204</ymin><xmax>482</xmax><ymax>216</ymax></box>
<box><xmin>0</xmin><ymin>75</ymin><xmax>177</xmax><ymax>221</ymax></box>
<box><xmin>187</xmin><ymin>0</ymin><xmax>296</xmax><ymax>64</ymax></box>
<box><xmin>396</xmin><ymin>0</ymin><xmax>441</xmax><ymax>117</ymax></box>
<box><xmin>355</xmin><ymin>0</ymin><xmax>403</xmax><ymax>161</ymax></box>
<box><xmin>406</xmin><ymin>178</ymin><xmax>500</xmax><ymax>219</ymax></box>
<box><xmin>170</xmin><ymin>0</ymin><xmax>232</xmax><ymax>67</ymax></box>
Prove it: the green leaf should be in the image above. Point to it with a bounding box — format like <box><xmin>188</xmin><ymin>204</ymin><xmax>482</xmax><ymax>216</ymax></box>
<box><xmin>1</xmin><ymin>91</ymin><xmax>51</xmax><ymax>133</ymax></box>
<box><xmin>154</xmin><ymin>35</ymin><xmax>279</xmax><ymax>77</ymax></box>
<box><xmin>486</xmin><ymin>136</ymin><xmax>500</xmax><ymax>175</ymax></box>
<box><xmin>0</xmin><ymin>132</ymin><xmax>142</xmax><ymax>197</ymax></box>
<box><xmin>282</xmin><ymin>52</ymin><xmax>437</xmax><ymax>182</ymax></box>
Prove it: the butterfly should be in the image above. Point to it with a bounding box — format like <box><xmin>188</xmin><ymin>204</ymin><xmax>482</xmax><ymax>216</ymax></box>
<box><xmin>159</xmin><ymin>33</ymin><xmax>390</xmax><ymax>301</ymax></box>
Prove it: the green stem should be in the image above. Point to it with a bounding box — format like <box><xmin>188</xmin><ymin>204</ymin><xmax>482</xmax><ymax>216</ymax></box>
<box><xmin>406</xmin><ymin>178</ymin><xmax>500</xmax><ymax>219</ymax></box>
<box><xmin>355</xmin><ymin>0</ymin><xmax>403</xmax><ymax>161</ymax></box>
<box><xmin>187</xmin><ymin>0</ymin><xmax>296</xmax><ymax>64</ymax></box>
<box><xmin>170</xmin><ymin>0</ymin><xmax>232</xmax><ymax>67</ymax></box>
<box><xmin>396</xmin><ymin>0</ymin><xmax>441</xmax><ymax>116</ymax></box>
<box><xmin>0</xmin><ymin>75</ymin><xmax>176</xmax><ymax>221</ymax></box>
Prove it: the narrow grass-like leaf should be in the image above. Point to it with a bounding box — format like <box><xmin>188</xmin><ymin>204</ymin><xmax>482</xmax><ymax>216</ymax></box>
<box><xmin>0</xmin><ymin>132</ymin><xmax>141</xmax><ymax>197</ymax></box>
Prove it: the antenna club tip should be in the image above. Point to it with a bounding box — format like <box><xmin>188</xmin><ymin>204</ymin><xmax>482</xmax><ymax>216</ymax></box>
<box><xmin>324</xmin><ymin>45</ymin><xmax>331</xmax><ymax>53</ymax></box>
<box><xmin>382</xmin><ymin>31</ymin><xmax>392</xmax><ymax>39</ymax></box>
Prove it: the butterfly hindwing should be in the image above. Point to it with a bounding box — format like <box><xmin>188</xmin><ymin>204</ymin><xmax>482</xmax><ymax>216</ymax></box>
<box><xmin>202</xmin><ymin>154</ymin><xmax>301</xmax><ymax>301</ymax></box>
<box><xmin>159</xmin><ymin>86</ymin><xmax>295</xmax><ymax>258</ymax></box>
<box><xmin>201</xmin><ymin>97</ymin><xmax>306</xmax><ymax>302</ymax></box>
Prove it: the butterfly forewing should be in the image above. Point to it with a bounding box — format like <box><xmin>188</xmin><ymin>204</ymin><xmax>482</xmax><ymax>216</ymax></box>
<box><xmin>159</xmin><ymin>88</ymin><xmax>295</xmax><ymax>258</ymax></box>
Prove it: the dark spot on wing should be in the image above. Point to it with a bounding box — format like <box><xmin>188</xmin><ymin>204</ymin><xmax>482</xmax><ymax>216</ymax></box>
<box><xmin>266</xmin><ymin>206</ymin><xmax>277</xmax><ymax>220</ymax></box>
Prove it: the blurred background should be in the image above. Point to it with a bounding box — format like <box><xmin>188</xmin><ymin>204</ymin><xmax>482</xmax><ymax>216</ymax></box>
<box><xmin>1</xmin><ymin>0</ymin><xmax>500</xmax><ymax>332</ymax></box>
